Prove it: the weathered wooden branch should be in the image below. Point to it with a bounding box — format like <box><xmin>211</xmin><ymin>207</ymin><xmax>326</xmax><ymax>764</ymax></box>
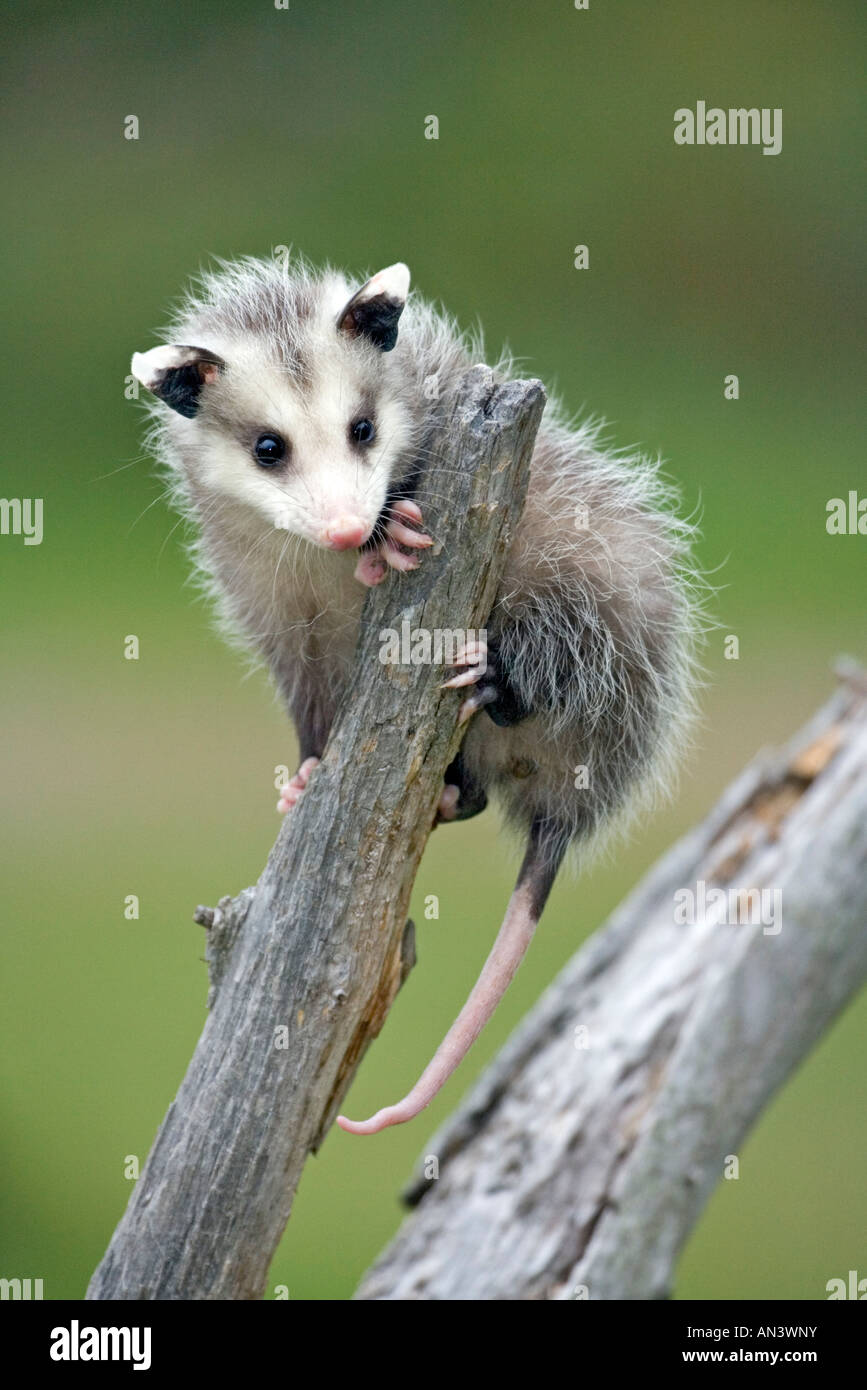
<box><xmin>87</xmin><ymin>367</ymin><xmax>545</xmax><ymax>1301</ymax></box>
<box><xmin>356</xmin><ymin>668</ymin><xmax>867</xmax><ymax>1301</ymax></box>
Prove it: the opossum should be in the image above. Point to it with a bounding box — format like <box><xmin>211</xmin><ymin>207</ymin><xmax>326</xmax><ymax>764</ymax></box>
<box><xmin>131</xmin><ymin>255</ymin><xmax>701</xmax><ymax>1136</ymax></box>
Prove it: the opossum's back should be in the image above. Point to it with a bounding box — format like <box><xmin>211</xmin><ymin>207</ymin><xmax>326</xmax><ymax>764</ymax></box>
<box><xmin>463</xmin><ymin>419</ymin><xmax>699</xmax><ymax>854</ymax></box>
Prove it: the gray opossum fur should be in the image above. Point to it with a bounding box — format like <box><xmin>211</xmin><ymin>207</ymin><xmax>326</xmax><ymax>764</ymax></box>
<box><xmin>140</xmin><ymin>254</ymin><xmax>702</xmax><ymax>858</ymax></box>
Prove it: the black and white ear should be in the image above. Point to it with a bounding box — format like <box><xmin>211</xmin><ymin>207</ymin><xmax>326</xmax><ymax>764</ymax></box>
<box><xmin>130</xmin><ymin>345</ymin><xmax>226</xmax><ymax>418</ymax></box>
<box><xmin>336</xmin><ymin>263</ymin><xmax>410</xmax><ymax>352</ymax></box>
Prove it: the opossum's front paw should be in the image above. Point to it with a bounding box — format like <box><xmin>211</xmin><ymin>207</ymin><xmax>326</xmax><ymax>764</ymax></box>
<box><xmin>276</xmin><ymin>756</ymin><xmax>320</xmax><ymax>813</ymax></box>
<box><xmin>354</xmin><ymin>500</ymin><xmax>433</xmax><ymax>587</ymax></box>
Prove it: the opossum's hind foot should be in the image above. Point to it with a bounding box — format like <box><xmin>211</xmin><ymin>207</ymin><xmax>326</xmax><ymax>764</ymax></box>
<box><xmin>433</xmin><ymin>752</ymin><xmax>489</xmax><ymax>826</ymax></box>
<box><xmin>276</xmin><ymin>756</ymin><xmax>320</xmax><ymax>813</ymax></box>
<box><xmin>457</xmin><ymin>685</ymin><xmax>501</xmax><ymax>723</ymax></box>
<box><xmin>354</xmin><ymin>499</ymin><xmax>433</xmax><ymax>587</ymax></box>
<box><xmin>443</xmin><ymin>639</ymin><xmax>530</xmax><ymax>729</ymax></box>
<box><xmin>440</xmin><ymin>638</ymin><xmax>505</xmax><ymax>724</ymax></box>
<box><xmin>435</xmin><ymin>784</ymin><xmax>461</xmax><ymax>822</ymax></box>
<box><xmin>441</xmin><ymin>637</ymin><xmax>488</xmax><ymax>689</ymax></box>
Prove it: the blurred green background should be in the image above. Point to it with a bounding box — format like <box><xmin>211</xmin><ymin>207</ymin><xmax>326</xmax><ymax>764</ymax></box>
<box><xmin>1</xmin><ymin>0</ymin><xmax>864</xmax><ymax>1301</ymax></box>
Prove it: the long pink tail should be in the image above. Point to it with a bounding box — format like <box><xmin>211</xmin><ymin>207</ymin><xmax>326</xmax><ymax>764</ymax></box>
<box><xmin>337</xmin><ymin>879</ymin><xmax>541</xmax><ymax>1136</ymax></box>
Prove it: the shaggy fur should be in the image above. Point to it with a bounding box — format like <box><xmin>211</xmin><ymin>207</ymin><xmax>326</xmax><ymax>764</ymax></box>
<box><xmin>139</xmin><ymin>253</ymin><xmax>702</xmax><ymax>866</ymax></box>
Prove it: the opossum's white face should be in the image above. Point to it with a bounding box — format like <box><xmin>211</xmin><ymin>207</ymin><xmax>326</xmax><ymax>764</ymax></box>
<box><xmin>132</xmin><ymin>263</ymin><xmax>414</xmax><ymax>550</ymax></box>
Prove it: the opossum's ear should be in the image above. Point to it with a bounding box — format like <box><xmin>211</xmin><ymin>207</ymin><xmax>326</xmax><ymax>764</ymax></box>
<box><xmin>336</xmin><ymin>263</ymin><xmax>410</xmax><ymax>352</ymax></box>
<box><xmin>131</xmin><ymin>345</ymin><xmax>226</xmax><ymax>418</ymax></box>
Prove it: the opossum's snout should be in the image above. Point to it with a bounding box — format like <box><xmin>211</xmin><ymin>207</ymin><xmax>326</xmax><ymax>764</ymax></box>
<box><xmin>276</xmin><ymin>499</ymin><xmax>376</xmax><ymax>551</ymax></box>
<box><xmin>322</xmin><ymin>516</ymin><xmax>370</xmax><ymax>550</ymax></box>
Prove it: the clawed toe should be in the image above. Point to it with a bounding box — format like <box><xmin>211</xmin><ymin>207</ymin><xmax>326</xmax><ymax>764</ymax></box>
<box><xmin>382</xmin><ymin>540</ymin><xmax>420</xmax><ymax>573</ymax></box>
<box><xmin>383</xmin><ymin>500</ymin><xmax>433</xmax><ymax>569</ymax></box>
<box><xmin>354</xmin><ymin>500</ymin><xmax>433</xmax><ymax>587</ymax></box>
<box><xmin>458</xmin><ymin>685</ymin><xmax>500</xmax><ymax>723</ymax></box>
<box><xmin>441</xmin><ymin>638</ymin><xmax>489</xmax><ymax>691</ymax></box>
<box><xmin>386</xmin><ymin>518</ymin><xmax>433</xmax><ymax>549</ymax></box>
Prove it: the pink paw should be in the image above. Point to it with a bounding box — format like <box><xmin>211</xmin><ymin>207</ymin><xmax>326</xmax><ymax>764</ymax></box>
<box><xmin>276</xmin><ymin>757</ymin><xmax>320</xmax><ymax>813</ymax></box>
<box><xmin>354</xmin><ymin>499</ymin><xmax>433</xmax><ymax>587</ymax></box>
<box><xmin>436</xmin><ymin>783</ymin><xmax>461</xmax><ymax>822</ymax></box>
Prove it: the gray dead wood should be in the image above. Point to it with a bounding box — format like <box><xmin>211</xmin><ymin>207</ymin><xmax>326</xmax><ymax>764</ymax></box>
<box><xmin>356</xmin><ymin>667</ymin><xmax>867</xmax><ymax>1301</ymax></box>
<box><xmin>86</xmin><ymin>367</ymin><xmax>545</xmax><ymax>1301</ymax></box>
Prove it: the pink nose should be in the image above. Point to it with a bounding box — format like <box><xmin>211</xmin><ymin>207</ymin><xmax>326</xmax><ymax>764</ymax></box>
<box><xmin>324</xmin><ymin>517</ymin><xmax>368</xmax><ymax>550</ymax></box>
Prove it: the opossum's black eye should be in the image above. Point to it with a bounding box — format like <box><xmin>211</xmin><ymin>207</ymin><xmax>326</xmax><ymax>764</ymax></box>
<box><xmin>254</xmin><ymin>434</ymin><xmax>286</xmax><ymax>468</ymax></box>
<box><xmin>350</xmin><ymin>418</ymin><xmax>376</xmax><ymax>446</ymax></box>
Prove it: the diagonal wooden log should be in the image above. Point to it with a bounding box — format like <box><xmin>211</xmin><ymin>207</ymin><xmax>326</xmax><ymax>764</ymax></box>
<box><xmin>355</xmin><ymin>666</ymin><xmax>867</xmax><ymax>1301</ymax></box>
<box><xmin>87</xmin><ymin>366</ymin><xmax>545</xmax><ymax>1301</ymax></box>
